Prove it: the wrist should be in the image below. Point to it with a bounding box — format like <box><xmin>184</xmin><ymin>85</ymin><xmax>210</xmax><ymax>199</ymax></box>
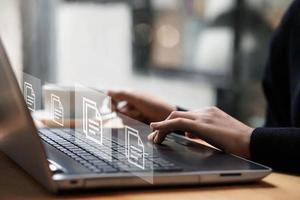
<box><xmin>238</xmin><ymin>126</ymin><xmax>254</xmax><ymax>159</ymax></box>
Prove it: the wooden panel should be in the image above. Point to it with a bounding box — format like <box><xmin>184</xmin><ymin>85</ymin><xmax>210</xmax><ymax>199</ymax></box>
<box><xmin>1</xmin><ymin>151</ymin><xmax>300</xmax><ymax>200</ymax></box>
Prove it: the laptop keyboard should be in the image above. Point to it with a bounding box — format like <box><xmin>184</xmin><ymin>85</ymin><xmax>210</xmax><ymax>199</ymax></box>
<box><xmin>39</xmin><ymin>129</ymin><xmax>182</xmax><ymax>174</ymax></box>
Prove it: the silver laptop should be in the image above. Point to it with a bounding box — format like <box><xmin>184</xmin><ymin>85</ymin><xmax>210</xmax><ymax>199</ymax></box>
<box><xmin>0</xmin><ymin>37</ymin><xmax>271</xmax><ymax>193</ymax></box>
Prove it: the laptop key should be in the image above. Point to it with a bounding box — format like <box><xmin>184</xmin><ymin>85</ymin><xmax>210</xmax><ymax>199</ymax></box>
<box><xmin>39</xmin><ymin>128</ymin><xmax>179</xmax><ymax>173</ymax></box>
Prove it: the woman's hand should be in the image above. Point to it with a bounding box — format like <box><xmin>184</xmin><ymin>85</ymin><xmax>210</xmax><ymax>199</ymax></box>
<box><xmin>108</xmin><ymin>90</ymin><xmax>176</xmax><ymax>124</ymax></box>
<box><xmin>148</xmin><ymin>107</ymin><xmax>254</xmax><ymax>159</ymax></box>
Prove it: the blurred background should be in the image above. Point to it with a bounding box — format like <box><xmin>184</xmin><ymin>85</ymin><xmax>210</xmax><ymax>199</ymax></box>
<box><xmin>0</xmin><ymin>0</ymin><xmax>293</xmax><ymax>126</ymax></box>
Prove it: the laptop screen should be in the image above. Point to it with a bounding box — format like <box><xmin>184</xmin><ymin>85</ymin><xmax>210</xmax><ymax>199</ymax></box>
<box><xmin>0</xmin><ymin>37</ymin><xmax>54</xmax><ymax>190</ymax></box>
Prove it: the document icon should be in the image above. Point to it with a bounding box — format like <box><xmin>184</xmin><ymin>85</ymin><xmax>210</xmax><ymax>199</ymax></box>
<box><xmin>51</xmin><ymin>94</ymin><xmax>64</xmax><ymax>126</ymax></box>
<box><xmin>23</xmin><ymin>82</ymin><xmax>35</xmax><ymax>112</ymax></box>
<box><xmin>125</xmin><ymin>126</ymin><xmax>145</xmax><ymax>169</ymax></box>
<box><xmin>83</xmin><ymin>97</ymin><xmax>103</xmax><ymax>145</ymax></box>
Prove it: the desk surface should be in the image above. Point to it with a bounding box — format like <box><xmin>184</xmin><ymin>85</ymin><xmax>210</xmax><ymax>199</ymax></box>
<box><xmin>1</xmin><ymin>152</ymin><xmax>300</xmax><ymax>200</ymax></box>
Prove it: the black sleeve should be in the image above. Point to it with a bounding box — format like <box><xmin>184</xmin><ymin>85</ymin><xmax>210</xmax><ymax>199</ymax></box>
<box><xmin>251</xmin><ymin>1</ymin><xmax>300</xmax><ymax>174</ymax></box>
<box><xmin>262</xmin><ymin>0</ymin><xmax>300</xmax><ymax>127</ymax></box>
<box><xmin>250</xmin><ymin>128</ymin><xmax>300</xmax><ymax>173</ymax></box>
<box><xmin>262</xmin><ymin>0</ymin><xmax>298</xmax><ymax>127</ymax></box>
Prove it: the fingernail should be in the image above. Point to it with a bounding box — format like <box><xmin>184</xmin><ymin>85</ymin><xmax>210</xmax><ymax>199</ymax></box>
<box><xmin>153</xmin><ymin>133</ymin><xmax>159</xmax><ymax>144</ymax></box>
<box><xmin>150</xmin><ymin>122</ymin><xmax>158</xmax><ymax>128</ymax></box>
<box><xmin>147</xmin><ymin>132</ymin><xmax>156</xmax><ymax>141</ymax></box>
<box><xmin>150</xmin><ymin>123</ymin><xmax>154</xmax><ymax>128</ymax></box>
<box><xmin>147</xmin><ymin>133</ymin><xmax>152</xmax><ymax>141</ymax></box>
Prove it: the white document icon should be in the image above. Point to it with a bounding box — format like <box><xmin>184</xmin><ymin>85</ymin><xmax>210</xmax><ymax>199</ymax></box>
<box><xmin>83</xmin><ymin>97</ymin><xmax>103</xmax><ymax>145</ymax></box>
<box><xmin>51</xmin><ymin>94</ymin><xmax>64</xmax><ymax>126</ymax></box>
<box><xmin>125</xmin><ymin>126</ymin><xmax>145</xmax><ymax>169</ymax></box>
<box><xmin>23</xmin><ymin>82</ymin><xmax>35</xmax><ymax>112</ymax></box>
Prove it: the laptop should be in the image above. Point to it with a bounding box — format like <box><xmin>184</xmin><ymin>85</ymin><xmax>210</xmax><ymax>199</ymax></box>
<box><xmin>0</xmin><ymin>37</ymin><xmax>271</xmax><ymax>193</ymax></box>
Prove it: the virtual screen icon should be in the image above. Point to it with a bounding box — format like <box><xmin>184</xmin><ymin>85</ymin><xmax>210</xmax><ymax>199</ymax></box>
<box><xmin>83</xmin><ymin>97</ymin><xmax>103</xmax><ymax>145</ymax></box>
<box><xmin>23</xmin><ymin>81</ymin><xmax>36</xmax><ymax>112</ymax></box>
<box><xmin>51</xmin><ymin>94</ymin><xmax>64</xmax><ymax>126</ymax></box>
<box><xmin>125</xmin><ymin>126</ymin><xmax>145</xmax><ymax>169</ymax></box>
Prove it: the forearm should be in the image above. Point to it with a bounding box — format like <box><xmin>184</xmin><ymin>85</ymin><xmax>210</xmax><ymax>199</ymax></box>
<box><xmin>250</xmin><ymin>127</ymin><xmax>300</xmax><ymax>173</ymax></box>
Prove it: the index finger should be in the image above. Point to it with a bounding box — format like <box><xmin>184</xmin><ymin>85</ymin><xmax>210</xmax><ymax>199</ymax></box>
<box><xmin>150</xmin><ymin>118</ymin><xmax>195</xmax><ymax>144</ymax></box>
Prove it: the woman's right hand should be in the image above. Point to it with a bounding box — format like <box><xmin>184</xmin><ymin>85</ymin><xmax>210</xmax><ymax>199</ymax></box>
<box><xmin>148</xmin><ymin>107</ymin><xmax>254</xmax><ymax>159</ymax></box>
<box><xmin>108</xmin><ymin>90</ymin><xmax>176</xmax><ymax>124</ymax></box>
